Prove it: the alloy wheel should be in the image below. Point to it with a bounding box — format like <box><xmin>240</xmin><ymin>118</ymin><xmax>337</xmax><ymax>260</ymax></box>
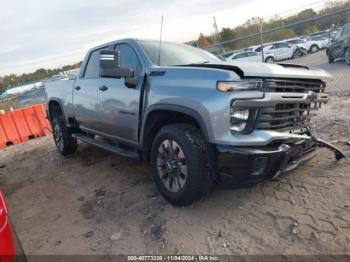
<box><xmin>157</xmin><ymin>139</ymin><xmax>187</xmax><ymax>193</ymax></box>
<box><xmin>53</xmin><ymin>124</ymin><xmax>64</xmax><ymax>152</ymax></box>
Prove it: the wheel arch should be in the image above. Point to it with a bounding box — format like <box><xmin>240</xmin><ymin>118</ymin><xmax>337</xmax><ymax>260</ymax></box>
<box><xmin>310</xmin><ymin>44</ymin><xmax>319</xmax><ymax>51</ymax></box>
<box><xmin>140</xmin><ymin>104</ymin><xmax>209</xmax><ymax>162</ymax></box>
<box><xmin>48</xmin><ymin>99</ymin><xmax>65</xmax><ymax>123</ymax></box>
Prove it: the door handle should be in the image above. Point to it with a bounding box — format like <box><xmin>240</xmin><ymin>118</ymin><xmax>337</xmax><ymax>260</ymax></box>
<box><xmin>99</xmin><ymin>85</ymin><xmax>108</xmax><ymax>92</ymax></box>
<box><xmin>74</xmin><ymin>86</ymin><xmax>81</xmax><ymax>91</ymax></box>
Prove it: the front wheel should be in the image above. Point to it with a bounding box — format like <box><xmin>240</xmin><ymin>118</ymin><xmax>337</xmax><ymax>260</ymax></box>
<box><xmin>265</xmin><ymin>56</ymin><xmax>274</xmax><ymax>63</ymax></box>
<box><xmin>327</xmin><ymin>52</ymin><xmax>334</xmax><ymax>63</ymax></box>
<box><xmin>151</xmin><ymin>124</ymin><xmax>213</xmax><ymax>206</ymax></box>
<box><xmin>52</xmin><ymin>117</ymin><xmax>77</xmax><ymax>155</ymax></box>
<box><xmin>310</xmin><ymin>45</ymin><xmax>319</xmax><ymax>53</ymax></box>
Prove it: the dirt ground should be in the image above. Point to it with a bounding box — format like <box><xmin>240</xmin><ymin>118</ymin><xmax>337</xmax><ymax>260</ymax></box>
<box><xmin>0</xmin><ymin>51</ymin><xmax>350</xmax><ymax>256</ymax></box>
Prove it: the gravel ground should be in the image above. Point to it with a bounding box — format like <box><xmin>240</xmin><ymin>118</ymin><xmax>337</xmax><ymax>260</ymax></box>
<box><xmin>0</xmin><ymin>51</ymin><xmax>349</xmax><ymax>257</ymax></box>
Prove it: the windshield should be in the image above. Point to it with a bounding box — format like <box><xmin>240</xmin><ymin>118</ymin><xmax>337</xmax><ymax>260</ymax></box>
<box><xmin>140</xmin><ymin>40</ymin><xmax>221</xmax><ymax>66</ymax></box>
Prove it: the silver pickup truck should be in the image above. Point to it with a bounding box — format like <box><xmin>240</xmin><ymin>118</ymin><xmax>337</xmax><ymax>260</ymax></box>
<box><xmin>45</xmin><ymin>38</ymin><xmax>345</xmax><ymax>206</ymax></box>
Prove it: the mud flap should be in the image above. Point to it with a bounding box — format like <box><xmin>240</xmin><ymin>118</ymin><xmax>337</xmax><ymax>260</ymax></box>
<box><xmin>315</xmin><ymin>138</ymin><xmax>347</xmax><ymax>161</ymax></box>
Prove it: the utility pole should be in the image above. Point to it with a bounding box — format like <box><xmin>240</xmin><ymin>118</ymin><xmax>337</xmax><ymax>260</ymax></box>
<box><xmin>158</xmin><ymin>15</ymin><xmax>164</xmax><ymax>66</ymax></box>
<box><xmin>213</xmin><ymin>17</ymin><xmax>220</xmax><ymax>42</ymax></box>
<box><xmin>259</xmin><ymin>18</ymin><xmax>265</xmax><ymax>63</ymax></box>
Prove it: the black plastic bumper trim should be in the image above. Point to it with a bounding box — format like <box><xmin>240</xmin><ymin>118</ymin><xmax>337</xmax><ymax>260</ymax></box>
<box><xmin>216</xmin><ymin>138</ymin><xmax>318</xmax><ymax>187</ymax></box>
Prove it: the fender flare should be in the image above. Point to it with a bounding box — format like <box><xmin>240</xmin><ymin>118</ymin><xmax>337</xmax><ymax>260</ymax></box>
<box><xmin>140</xmin><ymin>103</ymin><xmax>210</xmax><ymax>144</ymax></box>
<box><xmin>47</xmin><ymin>98</ymin><xmax>67</xmax><ymax>123</ymax></box>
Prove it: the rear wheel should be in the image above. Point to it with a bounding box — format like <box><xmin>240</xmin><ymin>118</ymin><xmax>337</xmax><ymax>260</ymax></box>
<box><xmin>151</xmin><ymin>124</ymin><xmax>213</xmax><ymax>206</ymax></box>
<box><xmin>345</xmin><ymin>49</ymin><xmax>350</xmax><ymax>65</ymax></box>
<box><xmin>52</xmin><ymin>117</ymin><xmax>77</xmax><ymax>155</ymax></box>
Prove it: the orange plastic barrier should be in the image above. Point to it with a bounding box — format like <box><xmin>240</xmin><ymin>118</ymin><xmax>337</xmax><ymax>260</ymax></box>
<box><xmin>0</xmin><ymin>104</ymin><xmax>52</xmax><ymax>149</ymax></box>
<box><xmin>32</xmin><ymin>104</ymin><xmax>52</xmax><ymax>135</ymax></box>
<box><xmin>0</xmin><ymin>122</ymin><xmax>6</xmax><ymax>149</ymax></box>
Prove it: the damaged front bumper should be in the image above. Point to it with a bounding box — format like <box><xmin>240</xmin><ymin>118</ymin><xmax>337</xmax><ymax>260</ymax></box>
<box><xmin>216</xmin><ymin>137</ymin><xmax>346</xmax><ymax>187</ymax></box>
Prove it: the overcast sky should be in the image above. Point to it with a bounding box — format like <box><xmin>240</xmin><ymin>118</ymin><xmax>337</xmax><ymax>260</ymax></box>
<box><xmin>0</xmin><ymin>0</ymin><xmax>327</xmax><ymax>76</ymax></box>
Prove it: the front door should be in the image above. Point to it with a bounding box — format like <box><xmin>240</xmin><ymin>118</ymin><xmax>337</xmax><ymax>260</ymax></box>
<box><xmin>96</xmin><ymin>43</ymin><xmax>143</xmax><ymax>143</ymax></box>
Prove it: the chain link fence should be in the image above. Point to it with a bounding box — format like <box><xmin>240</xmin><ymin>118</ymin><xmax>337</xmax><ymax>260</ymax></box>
<box><xmin>195</xmin><ymin>5</ymin><xmax>350</xmax><ymax>98</ymax></box>
<box><xmin>203</xmin><ymin>6</ymin><xmax>350</xmax><ymax>62</ymax></box>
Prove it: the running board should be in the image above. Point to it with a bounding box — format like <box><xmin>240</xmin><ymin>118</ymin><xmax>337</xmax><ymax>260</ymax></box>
<box><xmin>73</xmin><ymin>134</ymin><xmax>140</xmax><ymax>160</ymax></box>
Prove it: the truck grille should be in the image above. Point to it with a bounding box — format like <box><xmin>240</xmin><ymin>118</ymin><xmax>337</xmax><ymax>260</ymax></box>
<box><xmin>257</xmin><ymin>102</ymin><xmax>322</xmax><ymax>130</ymax></box>
<box><xmin>257</xmin><ymin>78</ymin><xmax>327</xmax><ymax>131</ymax></box>
<box><xmin>261</xmin><ymin>78</ymin><xmax>326</xmax><ymax>93</ymax></box>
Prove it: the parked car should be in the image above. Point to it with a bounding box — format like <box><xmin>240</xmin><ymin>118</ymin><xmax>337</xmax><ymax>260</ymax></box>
<box><xmin>246</xmin><ymin>45</ymin><xmax>264</xmax><ymax>53</ymax></box>
<box><xmin>330</xmin><ymin>28</ymin><xmax>340</xmax><ymax>40</ymax></box>
<box><xmin>309</xmin><ymin>30</ymin><xmax>329</xmax><ymax>38</ymax></box>
<box><xmin>45</xmin><ymin>39</ymin><xmax>344</xmax><ymax>206</ymax></box>
<box><xmin>285</xmin><ymin>38</ymin><xmax>310</xmax><ymax>53</ymax></box>
<box><xmin>286</xmin><ymin>38</ymin><xmax>308</xmax><ymax>48</ymax></box>
<box><xmin>218</xmin><ymin>51</ymin><xmax>237</xmax><ymax>60</ymax></box>
<box><xmin>226</xmin><ymin>51</ymin><xmax>264</xmax><ymax>62</ymax></box>
<box><xmin>0</xmin><ymin>191</ymin><xmax>26</xmax><ymax>262</ymax></box>
<box><xmin>308</xmin><ymin>36</ymin><xmax>329</xmax><ymax>49</ymax></box>
<box><xmin>327</xmin><ymin>23</ymin><xmax>350</xmax><ymax>64</ymax></box>
<box><xmin>305</xmin><ymin>37</ymin><xmax>325</xmax><ymax>52</ymax></box>
<box><xmin>262</xmin><ymin>42</ymin><xmax>305</xmax><ymax>62</ymax></box>
<box><xmin>310</xmin><ymin>29</ymin><xmax>339</xmax><ymax>42</ymax></box>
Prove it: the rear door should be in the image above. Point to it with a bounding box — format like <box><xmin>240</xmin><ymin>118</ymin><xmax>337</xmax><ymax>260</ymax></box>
<box><xmin>73</xmin><ymin>47</ymin><xmax>108</xmax><ymax>131</ymax></box>
<box><xmin>96</xmin><ymin>43</ymin><xmax>144</xmax><ymax>143</ymax></box>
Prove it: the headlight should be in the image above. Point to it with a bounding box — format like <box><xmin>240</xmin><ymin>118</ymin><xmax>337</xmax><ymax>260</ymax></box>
<box><xmin>230</xmin><ymin>107</ymin><xmax>259</xmax><ymax>134</ymax></box>
<box><xmin>230</xmin><ymin>108</ymin><xmax>250</xmax><ymax>132</ymax></box>
<box><xmin>217</xmin><ymin>79</ymin><xmax>263</xmax><ymax>92</ymax></box>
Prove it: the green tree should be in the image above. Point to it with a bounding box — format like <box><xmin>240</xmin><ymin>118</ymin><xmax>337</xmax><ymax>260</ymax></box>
<box><xmin>0</xmin><ymin>62</ymin><xmax>82</xmax><ymax>94</ymax></box>
<box><xmin>220</xmin><ymin>27</ymin><xmax>236</xmax><ymax>48</ymax></box>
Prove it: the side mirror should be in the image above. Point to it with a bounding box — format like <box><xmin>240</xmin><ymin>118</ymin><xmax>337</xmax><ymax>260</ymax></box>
<box><xmin>99</xmin><ymin>50</ymin><xmax>134</xmax><ymax>79</ymax></box>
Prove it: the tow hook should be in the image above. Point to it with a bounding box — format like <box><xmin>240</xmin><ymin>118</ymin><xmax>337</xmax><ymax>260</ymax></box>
<box><xmin>314</xmin><ymin>138</ymin><xmax>347</xmax><ymax>161</ymax></box>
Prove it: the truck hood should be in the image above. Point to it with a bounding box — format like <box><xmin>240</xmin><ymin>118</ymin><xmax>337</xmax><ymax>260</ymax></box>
<box><xmin>189</xmin><ymin>61</ymin><xmax>333</xmax><ymax>80</ymax></box>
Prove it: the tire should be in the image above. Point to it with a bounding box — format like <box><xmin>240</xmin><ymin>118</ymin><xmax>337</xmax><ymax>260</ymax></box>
<box><xmin>345</xmin><ymin>49</ymin><xmax>350</xmax><ymax>65</ymax></box>
<box><xmin>52</xmin><ymin>116</ymin><xmax>77</xmax><ymax>155</ymax></box>
<box><xmin>310</xmin><ymin>45</ymin><xmax>319</xmax><ymax>53</ymax></box>
<box><xmin>265</xmin><ymin>56</ymin><xmax>274</xmax><ymax>63</ymax></box>
<box><xmin>150</xmin><ymin>124</ymin><xmax>213</xmax><ymax>206</ymax></box>
<box><xmin>327</xmin><ymin>51</ymin><xmax>334</xmax><ymax>63</ymax></box>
